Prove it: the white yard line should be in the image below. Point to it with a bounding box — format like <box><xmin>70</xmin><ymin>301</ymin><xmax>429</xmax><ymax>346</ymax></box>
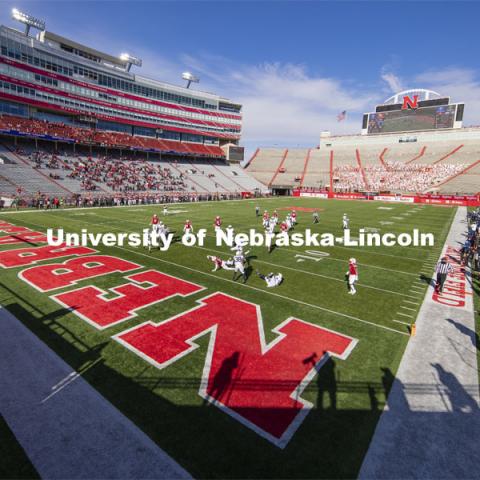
<box><xmin>392</xmin><ymin>319</ymin><xmax>411</xmax><ymax>326</ymax></box>
<box><xmin>113</xmin><ymin>245</ymin><xmax>408</xmax><ymax>336</ymax></box>
<box><xmin>13</xmin><ymin>216</ymin><xmax>420</xmax><ymax>300</ymax></box>
<box><xmin>404</xmin><ymin>300</ymin><xmax>420</xmax><ymax>305</ymax></box>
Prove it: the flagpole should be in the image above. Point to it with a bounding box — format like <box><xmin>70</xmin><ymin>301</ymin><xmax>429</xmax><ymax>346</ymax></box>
<box><xmin>329</xmin><ymin>150</ymin><xmax>334</xmax><ymax>196</ymax></box>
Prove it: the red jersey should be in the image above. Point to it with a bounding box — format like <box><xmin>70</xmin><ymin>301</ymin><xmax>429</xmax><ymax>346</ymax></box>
<box><xmin>280</xmin><ymin>222</ymin><xmax>288</xmax><ymax>232</ymax></box>
<box><xmin>263</xmin><ymin>212</ymin><xmax>269</xmax><ymax>220</ymax></box>
<box><xmin>291</xmin><ymin>212</ymin><xmax>297</xmax><ymax>219</ymax></box>
<box><xmin>151</xmin><ymin>216</ymin><xmax>159</xmax><ymax>225</ymax></box>
<box><xmin>213</xmin><ymin>256</ymin><xmax>222</xmax><ymax>268</ymax></box>
<box><xmin>348</xmin><ymin>264</ymin><xmax>357</xmax><ymax>275</ymax></box>
<box><xmin>185</xmin><ymin>221</ymin><xmax>192</xmax><ymax>229</ymax></box>
<box><xmin>214</xmin><ymin>218</ymin><xmax>222</xmax><ymax>227</ymax></box>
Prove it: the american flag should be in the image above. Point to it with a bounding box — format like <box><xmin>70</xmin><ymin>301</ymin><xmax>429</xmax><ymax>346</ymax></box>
<box><xmin>337</xmin><ymin>110</ymin><xmax>347</xmax><ymax>122</ymax></box>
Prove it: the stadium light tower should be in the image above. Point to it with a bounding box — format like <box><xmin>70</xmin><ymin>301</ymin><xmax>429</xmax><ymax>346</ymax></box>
<box><xmin>120</xmin><ymin>53</ymin><xmax>142</xmax><ymax>72</ymax></box>
<box><xmin>182</xmin><ymin>72</ymin><xmax>199</xmax><ymax>89</ymax></box>
<box><xmin>11</xmin><ymin>8</ymin><xmax>46</xmax><ymax>36</ymax></box>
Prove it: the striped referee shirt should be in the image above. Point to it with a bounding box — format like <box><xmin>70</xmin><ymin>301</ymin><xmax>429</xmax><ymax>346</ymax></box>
<box><xmin>436</xmin><ymin>261</ymin><xmax>453</xmax><ymax>275</ymax></box>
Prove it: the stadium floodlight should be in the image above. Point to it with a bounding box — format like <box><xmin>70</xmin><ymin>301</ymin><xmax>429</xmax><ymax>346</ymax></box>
<box><xmin>182</xmin><ymin>72</ymin><xmax>200</xmax><ymax>89</ymax></box>
<box><xmin>11</xmin><ymin>8</ymin><xmax>46</xmax><ymax>36</ymax></box>
<box><xmin>120</xmin><ymin>53</ymin><xmax>142</xmax><ymax>72</ymax></box>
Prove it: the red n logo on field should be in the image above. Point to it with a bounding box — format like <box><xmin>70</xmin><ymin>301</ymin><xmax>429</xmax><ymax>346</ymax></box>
<box><xmin>52</xmin><ymin>270</ymin><xmax>205</xmax><ymax>329</ymax></box>
<box><xmin>115</xmin><ymin>292</ymin><xmax>357</xmax><ymax>447</ymax></box>
<box><xmin>401</xmin><ymin>95</ymin><xmax>419</xmax><ymax>110</ymax></box>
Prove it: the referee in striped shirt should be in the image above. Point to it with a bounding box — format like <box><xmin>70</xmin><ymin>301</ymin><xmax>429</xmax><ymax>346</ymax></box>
<box><xmin>435</xmin><ymin>256</ymin><xmax>453</xmax><ymax>293</ymax></box>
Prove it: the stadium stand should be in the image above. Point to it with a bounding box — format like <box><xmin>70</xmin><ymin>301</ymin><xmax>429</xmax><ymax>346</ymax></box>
<box><xmin>245</xmin><ymin>148</ymin><xmax>287</xmax><ymax>186</ymax></box>
<box><xmin>300</xmin><ymin>148</ymin><xmax>331</xmax><ymax>189</ymax></box>
<box><xmin>436</xmin><ymin>160</ymin><xmax>480</xmax><ymax>193</ymax></box>
<box><xmin>0</xmin><ymin>116</ymin><xmax>225</xmax><ymax>158</ymax></box>
<box><xmin>0</xmin><ymin>138</ymin><xmax>267</xmax><ymax>197</ymax></box>
<box><xmin>246</xmin><ymin>129</ymin><xmax>480</xmax><ymax>195</ymax></box>
<box><xmin>270</xmin><ymin>148</ymin><xmax>310</xmax><ymax>187</ymax></box>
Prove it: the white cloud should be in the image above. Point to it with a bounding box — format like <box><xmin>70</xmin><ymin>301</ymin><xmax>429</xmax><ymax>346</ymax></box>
<box><xmin>381</xmin><ymin>72</ymin><xmax>403</xmax><ymax>93</ymax></box>
<box><xmin>181</xmin><ymin>57</ymin><xmax>380</xmax><ymax>148</ymax></box>
<box><xmin>414</xmin><ymin>67</ymin><xmax>480</xmax><ymax>126</ymax></box>
<box><xmin>7</xmin><ymin>8</ymin><xmax>480</xmax><ymax>149</ymax></box>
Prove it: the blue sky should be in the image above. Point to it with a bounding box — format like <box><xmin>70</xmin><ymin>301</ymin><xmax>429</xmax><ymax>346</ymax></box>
<box><xmin>1</xmin><ymin>1</ymin><xmax>479</xmax><ymax>152</ymax></box>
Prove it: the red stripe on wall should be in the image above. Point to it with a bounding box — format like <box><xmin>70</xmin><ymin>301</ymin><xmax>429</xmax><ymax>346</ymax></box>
<box><xmin>0</xmin><ymin>73</ymin><xmax>240</xmax><ymax>132</ymax></box>
<box><xmin>0</xmin><ymin>56</ymin><xmax>242</xmax><ymax>121</ymax></box>
<box><xmin>0</xmin><ymin>91</ymin><xmax>240</xmax><ymax>140</ymax></box>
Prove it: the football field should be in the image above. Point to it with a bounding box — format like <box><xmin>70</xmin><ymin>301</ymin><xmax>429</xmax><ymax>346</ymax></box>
<box><xmin>0</xmin><ymin>198</ymin><xmax>457</xmax><ymax>479</ymax></box>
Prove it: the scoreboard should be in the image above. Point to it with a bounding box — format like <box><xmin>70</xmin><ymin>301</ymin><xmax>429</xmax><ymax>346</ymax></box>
<box><xmin>367</xmin><ymin>104</ymin><xmax>457</xmax><ymax>134</ymax></box>
<box><xmin>362</xmin><ymin>94</ymin><xmax>464</xmax><ymax>135</ymax></box>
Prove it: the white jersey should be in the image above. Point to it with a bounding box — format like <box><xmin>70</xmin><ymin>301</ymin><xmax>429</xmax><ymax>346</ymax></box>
<box><xmin>222</xmin><ymin>259</ymin><xmax>235</xmax><ymax>271</ymax></box>
<box><xmin>343</xmin><ymin>216</ymin><xmax>349</xmax><ymax>228</ymax></box>
<box><xmin>233</xmin><ymin>254</ymin><xmax>245</xmax><ymax>274</ymax></box>
<box><xmin>265</xmin><ymin>226</ymin><xmax>275</xmax><ymax>248</ymax></box>
<box><xmin>265</xmin><ymin>273</ymin><xmax>283</xmax><ymax>288</ymax></box>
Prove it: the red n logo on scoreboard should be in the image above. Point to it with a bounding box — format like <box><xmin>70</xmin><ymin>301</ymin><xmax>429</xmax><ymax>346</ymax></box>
<box><xmin>402</xmin><ymin>95</ymin><xmax>419</xmax><ymax>110</ymax></box>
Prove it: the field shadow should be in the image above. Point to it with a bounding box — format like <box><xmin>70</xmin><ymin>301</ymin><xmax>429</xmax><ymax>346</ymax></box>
<box><xmin>419</xmin><ymin>273</ymin><xmax>435</xmax><ymax>287</ymax></box>
<box><xmin>2</xmin><ymin>288</ymin><xmax>480</xmax><ymax>479</ymax></box>
<box><xmin>446</xmin><ymin>318</ymin><xmax>480</xmax><ymax>353</ymax></box>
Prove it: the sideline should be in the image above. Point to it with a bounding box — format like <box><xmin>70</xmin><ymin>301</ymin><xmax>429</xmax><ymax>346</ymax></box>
<box><xmin>359</xmin><ymin>206</ymin><xmax>480</xmax><ymax>479</ymax></box>
<box><xmin>0</xmin><ymin>306</ymin><xmax>192</xmax><ymax>479</ymax></box>
<box><xmin>0</xmin><ymin>197</ymin><xmax>254</xmax><ymax>215</ymax></box>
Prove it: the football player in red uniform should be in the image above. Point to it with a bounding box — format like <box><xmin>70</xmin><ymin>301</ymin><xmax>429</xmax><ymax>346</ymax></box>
<box><xmin>291</xmin><ymin>210</ymin><xmax>297</xmax><ymax>225</ymax></box>
<box><xmin>207</xmin><ymin>255</ymin><xmax>235</xmax><ymax>272</ymax></box>
<box><xmin>183</xmin><ymin>220</ymin><xmax>193</xmax><ymax>234</ymax></box>
<box><xmin>214</xmin><ymin>216</ymin><xmax>222</xmax><ymax>232</ymax></box>
<box><xmin>346</xmin><ymin>258</ymin><xmax>358</xmax><ymax>295</ymax></box>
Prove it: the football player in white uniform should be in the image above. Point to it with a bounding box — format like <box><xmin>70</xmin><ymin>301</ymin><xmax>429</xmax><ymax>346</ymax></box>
<box><xmin>256</xmin><ymin>270</ymin><xmax>283</xmax><ymax>288</ymax></box>
<box><xmin>232</xmin><ymin>252</ymin><xmax>247</xmax><ymax>283</ymax></box>
<box><xmin>266</xmin><ymin>223</ymin><xmax>275</xmax><ymax>253</ymax></box>
<box><xmin>342</xmin><ymin>213</ymin><xmax>349</xmax><ymax>230</ymax></box>
<box><xmin>163</xmin><ymin>205</ymin><xmax>168</xmax><ymax>216</ymax></box>
<box><xmin>286</xmin><ymin>214</ymin><xmax>294</xmax><ymax>230</ymax></box>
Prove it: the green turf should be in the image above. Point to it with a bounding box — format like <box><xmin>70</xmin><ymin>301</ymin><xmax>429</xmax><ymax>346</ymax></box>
<box><xmin>0</xmin><ymin>198</ymin><xmax>457</xmax><ymax>478</ymax></box>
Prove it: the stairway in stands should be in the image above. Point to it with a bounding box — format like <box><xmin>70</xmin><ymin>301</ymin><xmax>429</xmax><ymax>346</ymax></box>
<box><xmin>0</xmin><ymin>144</ymin><xmax>73</xmax><ymax>195</ymax></box>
